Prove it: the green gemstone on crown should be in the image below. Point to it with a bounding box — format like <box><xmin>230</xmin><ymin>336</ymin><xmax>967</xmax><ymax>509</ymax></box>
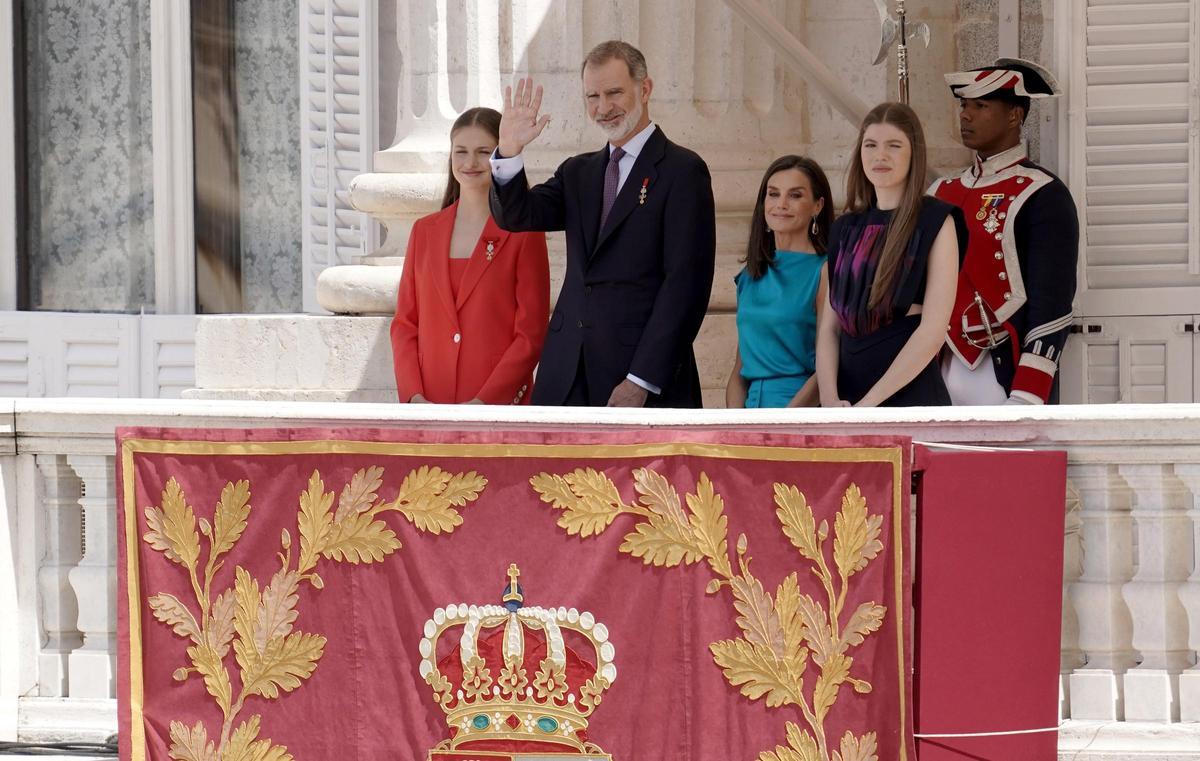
<box><xmin>536</xmin><ymin>717</ymin><xmax>559</xmax><ymax>733</ymax></box>
<box><xmin>472</xmin><ymin>714</ymin><xmax>490</xmax><ymax>730</ymax></box>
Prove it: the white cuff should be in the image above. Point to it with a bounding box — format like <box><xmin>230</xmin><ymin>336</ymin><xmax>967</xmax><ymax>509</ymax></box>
<box><xmin>626</xmin><ymin>373</ymin><xmax>661</xmax><ymax>395</ymax></box>
<box><xmin>490</xmin><ymin>149</ymin><xmax>524</xmax><ymax>185</ymax></box>
<box><xmin>1006</xmin><ymin>390</ymin><xmax>1043</xmax><ymax>405</ymax></box>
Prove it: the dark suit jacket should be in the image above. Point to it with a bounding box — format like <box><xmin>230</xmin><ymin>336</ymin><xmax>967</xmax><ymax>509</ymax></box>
<box><xmin>490</xmin><ymin>126</ymin><xmax>716</xmax><ymax>407</ymax></box>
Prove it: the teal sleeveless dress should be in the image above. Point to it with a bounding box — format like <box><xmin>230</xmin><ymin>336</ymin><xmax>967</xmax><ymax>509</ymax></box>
<box><xmin>734</xmin><ymin>250</ymin><xmax>825</xmax><ymax>408</ymax></box>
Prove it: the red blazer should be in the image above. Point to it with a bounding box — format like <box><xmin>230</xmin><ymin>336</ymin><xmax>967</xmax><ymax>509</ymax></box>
<box><xmin>391</xmin><ymin>202</ymin><xmax>550</xmax><ymax>404</ymax></box>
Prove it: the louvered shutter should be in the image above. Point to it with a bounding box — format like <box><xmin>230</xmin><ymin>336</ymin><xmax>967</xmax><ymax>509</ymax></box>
<box><xmin>1080</xmin><ymin>0</ymin><xmax>1197</xmax><ymax>299</ymax></box>
<box><xmin>300</xmin><ymin>0</ymin><xmax>379</xmax><ymax>314</ymax></box>
<box><xmin>1061</xmin><ymin>316</ymin><xmax>1192</xmax><ymax>403</ymax></box>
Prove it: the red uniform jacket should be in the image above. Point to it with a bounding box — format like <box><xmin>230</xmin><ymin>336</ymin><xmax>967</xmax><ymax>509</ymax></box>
<box><xmin>391</xmin><ymin>202</ymin><xmax>550</xmax><ymax>404</ymax></box>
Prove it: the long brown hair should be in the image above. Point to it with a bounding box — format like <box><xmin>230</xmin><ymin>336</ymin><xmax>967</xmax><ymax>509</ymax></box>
<box><xmin>844</xmin><ymin>102</ymin><xmax>928</xmax><ymax>310</ymax></box>
<box><xmin>441</xmin><ymin>107</ymin><xmax>502</xmax><ymax>209</ymax></box>
<box><xmin>744</xmin><ymin>155</ymin><xmax>834</xmax><ymax>280</ymax></box>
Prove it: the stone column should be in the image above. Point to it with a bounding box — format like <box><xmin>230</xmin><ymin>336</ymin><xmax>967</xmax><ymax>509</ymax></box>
<box><xmin>1067</xmin><ymin>464</ymin><xmax>1136</xmax><ymax>720</ymax></box>
<box><xmin>1119</xmin><ymin>464</ymin><xmax>1191</xmax><ymax>722</ymax></box>
<box><xmin>65</xmin><ymin>455</ymin><xmax>116</xmax><ymax>699</ymax></box>
<box><xmin>34</xmin><ymin>455</ymin><xmax>83</xmax><ymax>697</ymax></box>
<box><xmin>1171</xmin><ymin>464</ymin><xmax>1200</xmax><ymax>722</ymax></box>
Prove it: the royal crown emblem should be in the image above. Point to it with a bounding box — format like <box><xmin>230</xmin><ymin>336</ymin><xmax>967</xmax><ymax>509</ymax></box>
<box><xmin>421</xmin><ymin>564</ymin><xmax>616</xmax><ymax>760</ymax></box>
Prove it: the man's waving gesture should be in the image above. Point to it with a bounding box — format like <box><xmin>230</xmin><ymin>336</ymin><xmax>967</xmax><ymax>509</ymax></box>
<box><xmin>498</xmin><ymin>77</ymin><xmax>551</xmax><ymax>158</ymax></box>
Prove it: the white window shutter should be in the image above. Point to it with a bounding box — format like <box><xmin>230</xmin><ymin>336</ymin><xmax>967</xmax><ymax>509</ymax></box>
<box><xmin>1079</xmin><ymin>0</ymin><xmax>1198</xmax><ymax>303</ymax></box>
<box><xmin>1062</xmin><ymin>317</ymin><xmax>1192</xmax><ymax>403</ymax></box>
<box><xmin>300</xmin><ymin>0</ymin><xmax>379</xmax><ymax>314</ymax></box>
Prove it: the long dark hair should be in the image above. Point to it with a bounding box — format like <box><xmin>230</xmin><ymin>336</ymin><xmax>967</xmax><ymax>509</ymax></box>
<box><xmin>844</xmin><ymin>102</ymin><xmax>929</xmax><ymax>310</ymax></box>
<box><xmin>744</xmin><ymin>155</ymin><xmax>834</xmax><ymax>280</ymax></box>
<box><xmin>440</xmin><ymin>107</ymin><xmax>502</xmax><ymax>209</ymax></box>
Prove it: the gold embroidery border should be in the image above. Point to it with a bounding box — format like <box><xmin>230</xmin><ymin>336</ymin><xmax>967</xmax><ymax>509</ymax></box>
<box><xmin>121</xmin><ymin>437</ymin><xmax>907</xmax><ymax>761</ymax></box>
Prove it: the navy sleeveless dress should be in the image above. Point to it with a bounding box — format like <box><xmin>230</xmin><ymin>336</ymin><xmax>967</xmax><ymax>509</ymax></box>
<box><xmin>826</xmin><ymin>198</ymin><xmax>965</xmax><ymax>406</ymax></box>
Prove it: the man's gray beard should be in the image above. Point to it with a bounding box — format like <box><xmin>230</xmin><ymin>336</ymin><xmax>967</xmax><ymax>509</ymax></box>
<box><xmin>594</xmin><ymin>99</ymin><xmax>643</xmax><ymax>143</ymax></box>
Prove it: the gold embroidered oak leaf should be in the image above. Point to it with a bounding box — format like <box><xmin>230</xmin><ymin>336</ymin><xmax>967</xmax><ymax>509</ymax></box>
<box><xmin>832</xmin><ymin>730</ymin><xmax>878</xmax><ymax>761</ymax></box>
<box><xmin>211</xmin><ymin>480</ymin><xmax>252</xmax><ymax>561</ymax></box>
<box><xmin>686</xmin><ymin>473</ymin><xmax>732</xmax><ymax>577</ymax></box>
<box><xmin>840</xmin><ymin>602</ymin><xmax>886</xmax><ymax>652</ymax></box>
<box><xmin>149</xmin><ymin>593</ymin><xmax>201</xmax><ymax>644</ymax></box>
<box><xmin>619</xmin><ymin>517</ymin><xmax>699</xmax><ymax>567</ymax></box>
<box><xmin>335</xmin><ymin>466</ymin><xmax>384</xmax><ymax>521</ymax></box>
<box><xmin>255</xmin><ymin>568</ymin><xmax>301</xmax><ymax>650</ymax></box>
<box><xmin>240</xmin><ymin>631</ymin><xmax>326</xmax><ymax>700</ymax></box>
<box><xmin>773</xmin><ymin>573</ymin><xmax>810</xmax><ymax>679</ymax></box>
<box><xmin>758</xmin><ymin>721</ymin><xmax>821</xmax><ymax>761</ymax></box>
<box><xmin>297</xmin><ymin>471</ymin><xmax>335</xmax><ymax>572</ymax></box>
<box><xmin>812</xmin><ymin>651</ymin><xmax>851</xmax><ymax>722</ymax></box>
<box><xmin>391</xmin><ymin>466</ymin><xmax>486</xmax><ymax>534</ymax></box>
<box><xmin>321</xmin><ymin>511</ymin><xmax>401</xmax><ymax>563</ymax></box>
<box><xmin>232</xmin><ymin>567</ymin><xmax>262</xmax><ymax>669</ymax></box>
<box><xmin>530</xmin><ymin>469</ymin><xmax>625</xmax><ymax>537</ymax></box>
<box><xmin>633</xmin><ymin>468</ymin><xmax>692</xmax><ymax>536</ymax></box>
<box><xmin>709</xmin><ymin>638</ymin><xmax>797</xmax><ymax>708</ymax></box>
<box><xmin>796</xmin><ymin>593</ymin><xmax>835</xmax><ymax>666</ymax></box>
<box><xmin>168</xmin><ymin>720</ymin><xmax>218</xmax><ymax>761</ymax></box>
<box><xmin>144</xmin><ymin>478</ymin><xmax>201</xmax><ymax>570</ymax></box>
<box><xmin>206</xmin><ymin>588</ymin><xmax>237</xmax><ymax>658</ymax></box>
<box><xmin>774</xmin><ymin>484</ymin><xmax>819</xmax><ymax>562</ymax></box>
<box><xmin>833</xmin><ymin>484</ymin><xmax>883</xmax><ymax>579</ymax></box>
<box><xmin>186</xmin><ymin>644</ymin><xmax>232</xmax><ymax>719</ymax></box>
<box><xmin>730</xmin><ymin>573</ymin><xmax>785</xmax><ymax>658</ymax></box>
<box><xmin>225</xmin><ymin>715</ymin><xmax>295</xmax><ymax>761</ymax></box>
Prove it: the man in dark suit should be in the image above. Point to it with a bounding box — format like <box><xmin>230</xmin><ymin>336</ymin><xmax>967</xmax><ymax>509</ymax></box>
<box><xmin>489</xmin><ymin>40</ymin><xmax>716</xmax><ymax>407</ymax></box>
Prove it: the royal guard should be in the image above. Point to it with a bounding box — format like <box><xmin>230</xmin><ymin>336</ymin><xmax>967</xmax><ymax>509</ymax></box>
<box><xmin>933</xmin><ymin>58</ymin><xmax>1079</xmax><ymax>404</ymax></box>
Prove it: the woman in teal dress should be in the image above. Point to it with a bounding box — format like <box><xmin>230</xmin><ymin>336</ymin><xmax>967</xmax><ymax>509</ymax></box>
<box><xmin>726</xmin><ymin>155</ymin><xmax>835</xmax><ymax>408</ymax></box>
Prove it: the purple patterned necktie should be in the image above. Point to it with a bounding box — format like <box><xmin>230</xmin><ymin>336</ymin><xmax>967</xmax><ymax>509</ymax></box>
<box><xmin>599</xmin><ymin>146</ymin><xmax>626</xmax><ymax>230</ymax></box>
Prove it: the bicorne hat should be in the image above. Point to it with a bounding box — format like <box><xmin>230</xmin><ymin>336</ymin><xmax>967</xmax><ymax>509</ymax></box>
<box><xmin>945</xmin><ymin>57</ymin><xmax>1062</xmax><ymax>100</ymax></box>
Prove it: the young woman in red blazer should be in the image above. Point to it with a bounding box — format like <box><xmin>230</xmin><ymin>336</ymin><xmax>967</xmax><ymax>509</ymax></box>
<box><xmin>391</xmin><ymin>108</ymin><xmax>550</xmax><ymax>404</ymax></box>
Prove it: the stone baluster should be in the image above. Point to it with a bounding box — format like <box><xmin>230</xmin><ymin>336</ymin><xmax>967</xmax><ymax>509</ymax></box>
<box><xmin>1067</xmin><ymin>464</ymin><xmax>1136</xmax><ymax>720</ymax></box>
<box><xmin>1170</xmin><ymin>463</ymin><xmax>1200</xmax><ymax>722</ymax></box>
<box><xmin>1119</xmin><ymin>464</ymin><xmax>1191</xmax><ymax>721</ymax></box>
<box><xmin>34</xmin><ymin>455</ymin><xmax>83</xmax><ymax>697</ymax></box>
<box><xmin>1061</xmin><ymin>478</ymin><xmax>1084</xmax><ymax>720</ymax></box>
<box><xmin>65</xmin><ymin>455</ymin><xmax>116</xmax><ymax>698</ymax></box>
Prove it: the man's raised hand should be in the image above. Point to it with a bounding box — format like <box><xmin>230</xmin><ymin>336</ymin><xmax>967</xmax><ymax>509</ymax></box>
<box><xmin>499</xmin><ymin>77</ymin><xmax>551</xmax><ymax>158</ymax></box>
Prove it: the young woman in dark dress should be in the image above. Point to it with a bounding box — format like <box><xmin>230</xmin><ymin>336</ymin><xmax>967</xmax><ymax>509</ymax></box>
<box><xmin>816</xmin><ymin>102</ymin><xmax>966</xmax><ymax>407</ymax></box>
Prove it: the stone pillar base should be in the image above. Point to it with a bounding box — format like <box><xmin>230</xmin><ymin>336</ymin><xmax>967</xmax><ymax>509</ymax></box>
<box><xmin>67</xmin><ymin>649</ymin><xmax>114</xmax><ymax>700</ymax></box>
<box><xmin>1179</xmin><ymin>670</ymin><xmax>1200</xmax><ymax>722</ymax></box>
<box><xmin>186</xmin><ymin>316</ymin><xmax>397</xmax><ymax>402</ymax></box>
<box><xmin>1124</xmin><ymin>669</ymin><xmax>1180</xmax><ymax>722</ymax></box>
<box><xmin>1069</xmin><ymin>669</ymin><xmax>1123</xmax><ymax>720</ymax></box>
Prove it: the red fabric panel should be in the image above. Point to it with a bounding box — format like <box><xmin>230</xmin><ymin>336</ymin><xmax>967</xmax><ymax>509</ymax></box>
<box><xmin>117</xmin><ymin>427</ymin><xmax>914</xmax><ymax>761</ymax></box>
<box><xmin>913</xmin><ymin>445</ymin><xmax>1066</xmax><ymax>759</ymax></box>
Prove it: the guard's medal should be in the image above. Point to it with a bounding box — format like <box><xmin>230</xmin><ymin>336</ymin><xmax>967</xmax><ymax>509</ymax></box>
<box><xmin>983</xmin><ymin>209</ymin><xmax>1001</xmax><ymax>234</ymax></box>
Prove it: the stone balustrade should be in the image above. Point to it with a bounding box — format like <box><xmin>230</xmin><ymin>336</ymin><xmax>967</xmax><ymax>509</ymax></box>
<box><xmin>2</xmin><ymin>399</ymin><xmax>1200</xmax><ymax>757</ymax></box>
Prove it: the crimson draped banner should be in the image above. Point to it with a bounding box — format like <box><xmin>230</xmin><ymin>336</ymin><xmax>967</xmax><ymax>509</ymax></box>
<box><xmin>117</xmin><ymin>428</ymin><xmax>914</xmax><ymax>761</ymax></box>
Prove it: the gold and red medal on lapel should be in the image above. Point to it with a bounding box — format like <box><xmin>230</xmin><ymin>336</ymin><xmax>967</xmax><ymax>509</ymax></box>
<box><xmin>638</xmin><ymin>177</ymin><xmax>649</xmax><ymax>205</ymax></box>
<box><xmin>977</xmin><ymin>193</ymin><xmax>1006</xmax><ymax>234</ymax></box>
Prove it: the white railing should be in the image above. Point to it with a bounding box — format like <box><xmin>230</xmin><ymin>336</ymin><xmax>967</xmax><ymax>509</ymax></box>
<box><xmin>2</xmin><ymin>399</ymin><xmax>1200</xmax><ymax>755</ymax></box>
